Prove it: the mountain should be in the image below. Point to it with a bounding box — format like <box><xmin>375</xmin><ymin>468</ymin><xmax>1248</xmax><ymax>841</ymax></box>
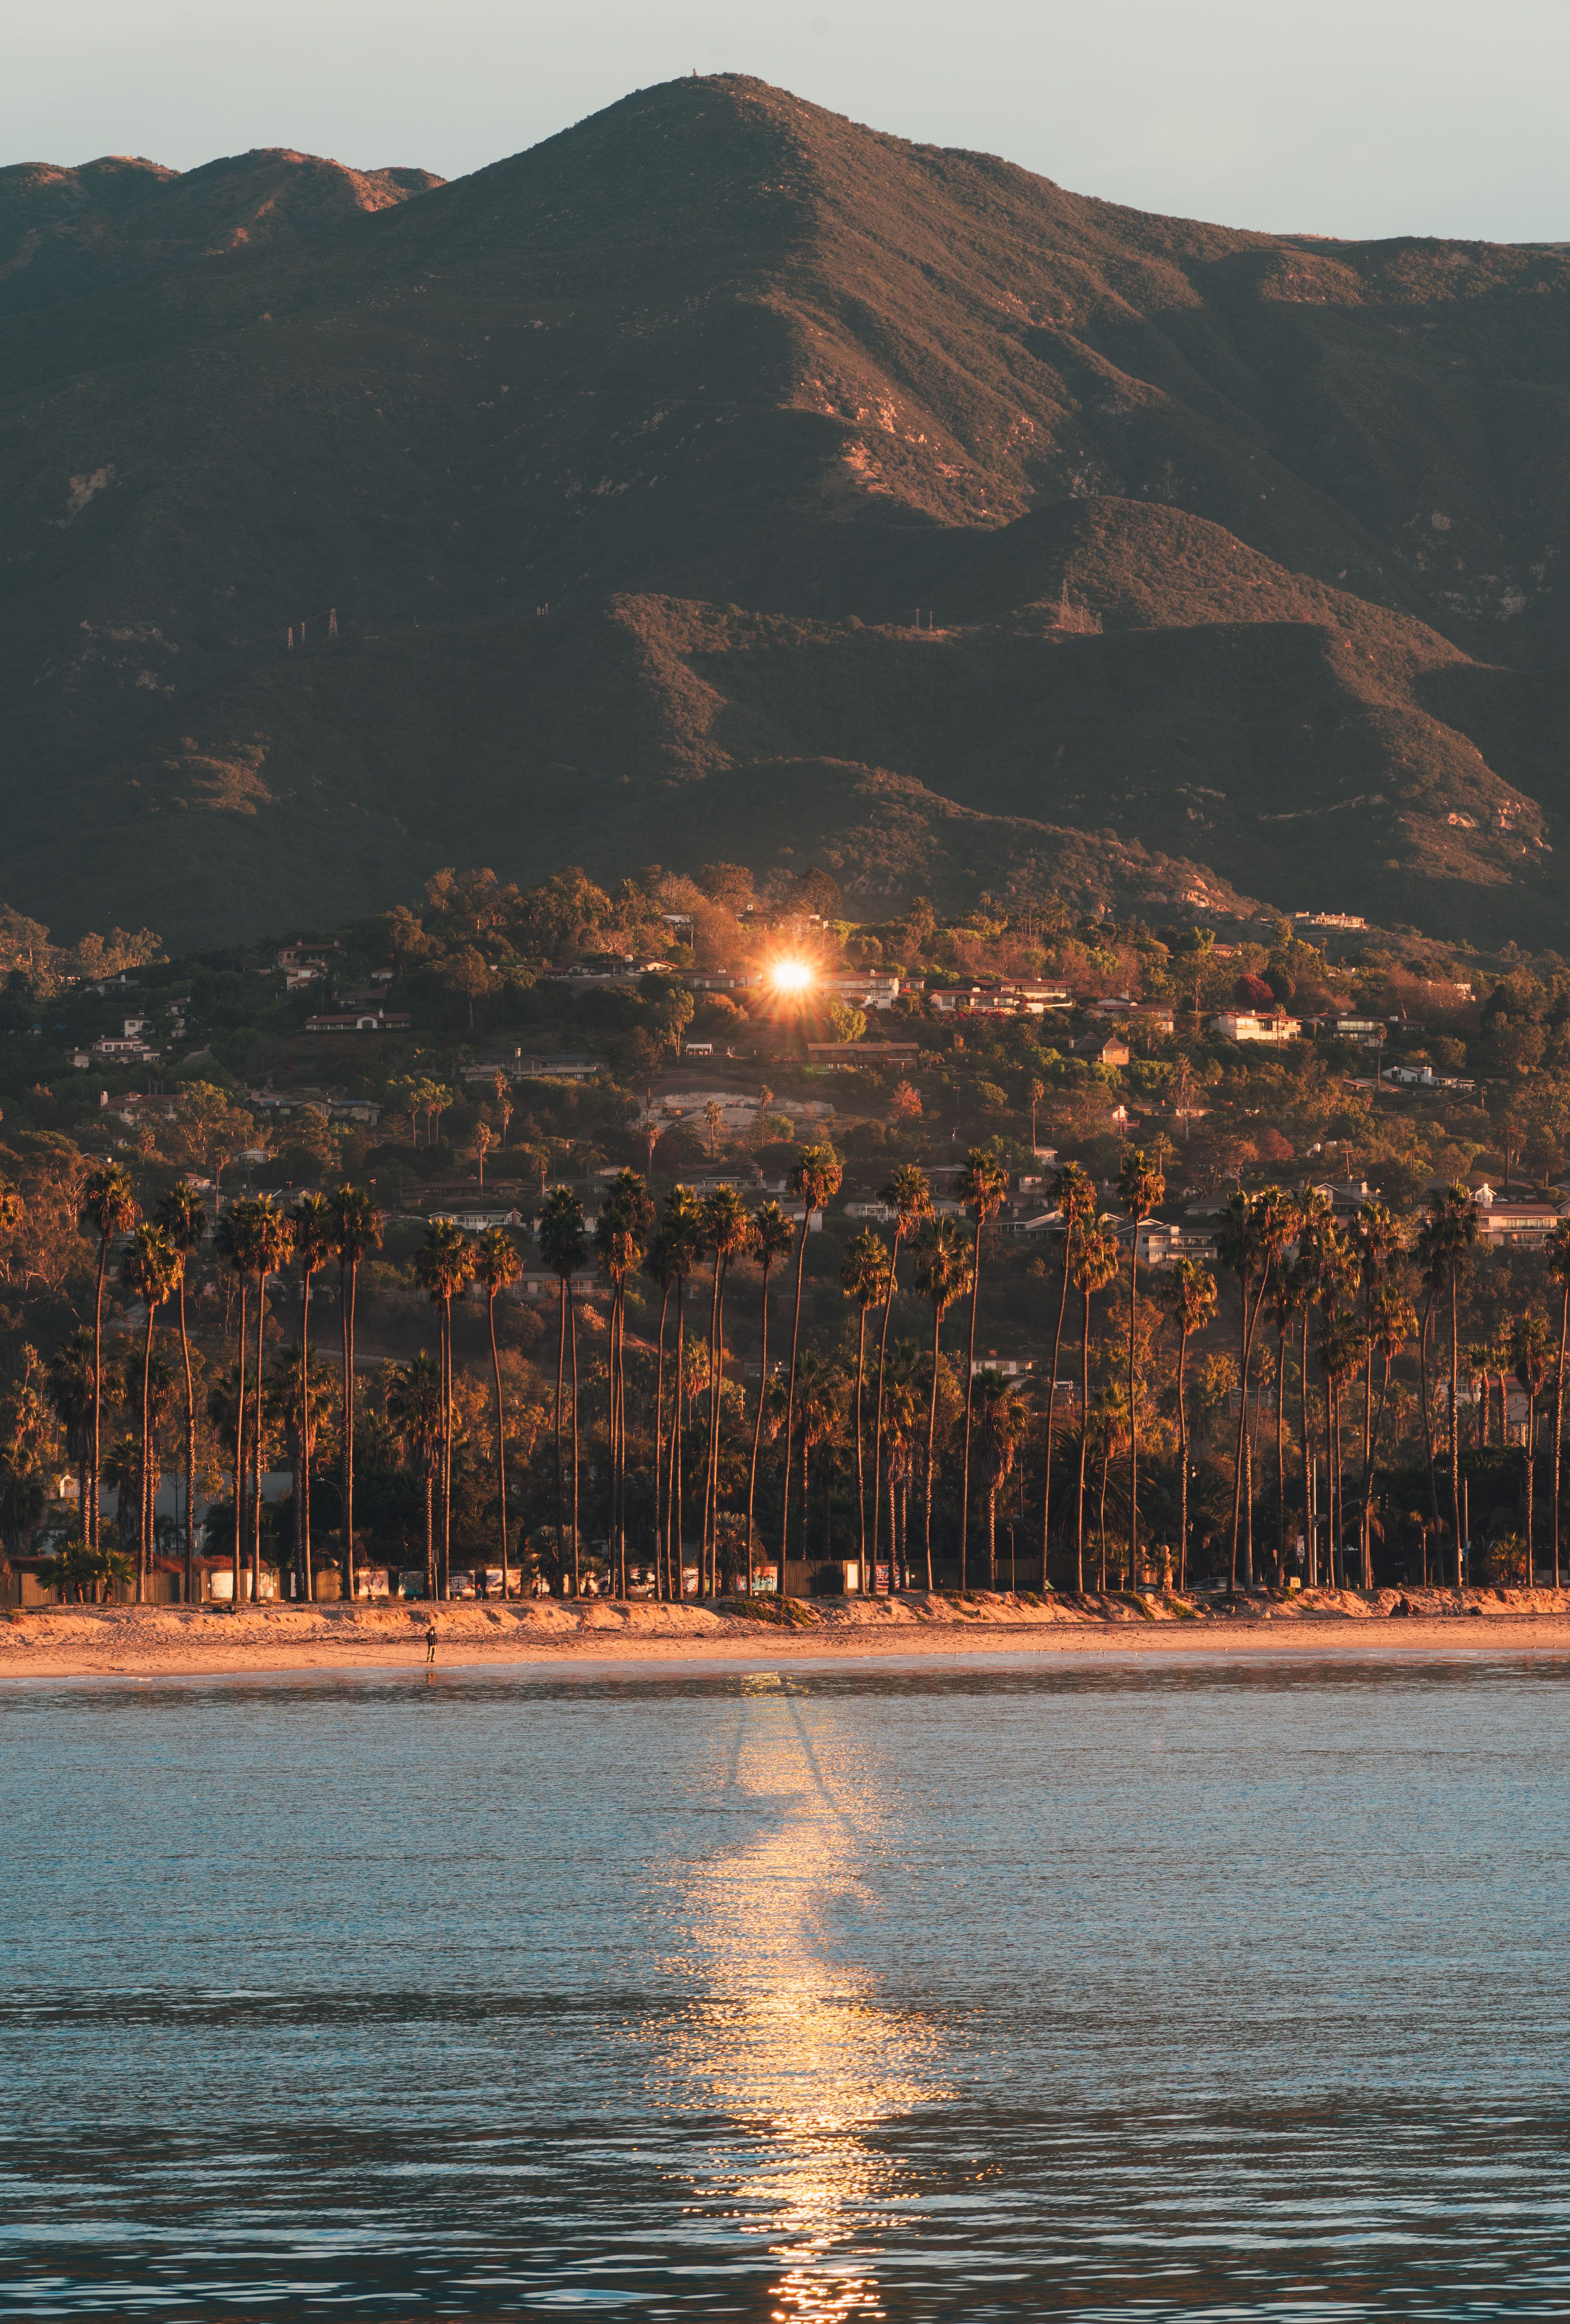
<box><xmin>2</xmin><ymin>75</ymin><xmax>1568</xmax><ymax>946</ymax></box>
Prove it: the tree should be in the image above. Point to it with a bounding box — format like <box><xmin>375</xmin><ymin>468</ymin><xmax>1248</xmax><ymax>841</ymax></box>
<box><xmin>649</xmin><ymin>1187</ymin><xmax>702</xmax><ymax>1596</ymax></box>
<box><xmin>1116</xmin><ymin>1146</ymin><xmax>1166</xmax><ymax>1574</ymax></box>
<box><xmin>214</xmin><ymin>1196</ymin><xmax>265</xmax><ymax>1608</ymax></box>
<box><xmin>328</xmin><ymin>1185</ymin><xmax>383</xmax><ymax>1600</ymax></box>
<box><xmin>1069</xmin><ymin>1223</ymin><xmax>1120</xmax><ymax>1588</ymax></box>
<box><xmin>249</xmin><ymin>1202</ymin><xmax>297</xmax><ymax>1601</ymax></box>
<box><xmin>593</xmin><ymin>1170</ymin><xmax>653</xmax><ymax>1592</ymax></box>
<box><xmin>1043</xmin><ymin>1161</ymin><xmax>1096</xmax><ymax>1569</ymax></box>
<box><xmin>911</xmin><ymin>1216</ymin><xmax>974</xmax><ymax>1588</ymax></box>
<box><xmin>1157</xmin><ymin>1259</ymin><xmax>1217</xmax><ymax>1591</ymax></box>
<box><xmin>119</xmin><ymin>1224</ymin><xmax>180</xmax><ymax>1600</ymax></box>
<box><xmin>743</xmin><ymin>1201</ymin><xmax>795</xmax><ymax>1592</ymax></box>
<box><xmin>888</xmin><ymin>1080</ymin><xmax>922</xmax><ymax>1127</ymax></box>
<box><xmin>870</xmin><ymin>1164</ymin><xmax>932</xmax><ymax>1587</ymax></box>
<box><xmin>1510</xmin><ymin>1313</ymin><xmax>1554</xmax><ymax>1582</ymax></box>
<box><xmin>468</xmin><ymin>1226</ymin><xmax>521</xmax><ymax>1582</ymax></box>
<box><xmin>78</xmin><ymin>1162</ymin><xmax>137</xmax><ymax>1552</ymax></box>
<box><xmin>440</xmin><ymin>945</ymin><xmax>495</xmax><ymax>1028</ymax></box>
<box><xmin>492</xmin><ymin>1068</ymin><xmax>515</xmax><ymax>1151</ymax></box>
<box><xmin>840</xmin><ymin>1228</ymin><xmax>893</xmax><ymax>1580</ymax></box>
<box><xmin>46</xmin><ymin>1328</ymin><xmax>98</xmax><ymax>1537</ymax></box>
<box><xmin>698</xmin><ymin>1185</ymin><xmax>753</xmax><ymax>1592</ymax></box>
<box><xmin>1027</xmin><ymin>1077</ymin><xmax>1046</xmax><ymax>1150</ymax></box>
<box><xmin>955</xmin><ymin>1148</ymin><xmax>1010</xmax><ymax>1588</ymax></box>
<box><xmin>973</xmin><ymin>1370</ymin><xmax>1029</xmax><ymax>1589</ymax></box>
<box><xmin>473</xmin><ymin>1122</ymin><xmax>494</xmax><ymax>1186</ymax></box>
<box><xmin>290</xmin><ymin>1191</ymin><xmax>336</xmax><ymax>1599</ymax></box>
<box><xmin>779</xmin><ymin>1143</ymin><xmax>843</xmax><ymax>1574</ymax></box>
<box><xmin>1545</xmin><ymin>1219</ymin><xmax>1570</xmax><ymax>1590</ymax></box>
<box><xmin>539</xmin><ymin>1186</ymin><xmax>588</xmax><ymax>1594</ymax></box>
<box><xmin>1416</xmin><ymin>1184</ymin><xmax>1477</xmax><ymax>1587</ymax></box>
<box><xmin>414</xmin><ymin>1219</ymin><xmax>476</xmax><ymax>1597</ymax></box>
<box><xmin>384</xmin><ymin>1354</ymin><xmax>444</xmax><ymax>1597</ymax></box>
<box><xmin>1350</xmin><ymin>1201</ymin><xmax>1404</xmax><ymax>1584</ymax></box>
<box><xmin>155</xmin><ymin>1181</ymin><xmax>207</xmax><ymax>1604</ymax></box>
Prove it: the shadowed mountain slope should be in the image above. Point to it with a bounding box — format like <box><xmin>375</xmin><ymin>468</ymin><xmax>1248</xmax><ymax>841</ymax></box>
<box><xmin>2</xmin><ymin>74</ymin><xmax>1568</xmax><ymax>942</ymax></box>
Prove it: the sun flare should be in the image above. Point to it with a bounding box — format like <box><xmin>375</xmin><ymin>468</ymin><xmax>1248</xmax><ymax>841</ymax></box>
<box><xmin>768</xmin><ymin>957</ymin><xmax>815</xmax><ymax>994</ymax></box>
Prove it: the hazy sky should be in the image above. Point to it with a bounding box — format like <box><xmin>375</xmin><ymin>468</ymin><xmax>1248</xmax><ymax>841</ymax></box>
<box><xmin>7</xmin><ymin>0</ymin><xmax>1567</xmax><ymax>243</ymax></box>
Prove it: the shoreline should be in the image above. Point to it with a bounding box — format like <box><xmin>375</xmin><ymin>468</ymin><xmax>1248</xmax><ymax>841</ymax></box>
<box><xmin>7</xmin><ymin>1587</ymin><xmax>1570</xmax><ymax>1681</ymax></box>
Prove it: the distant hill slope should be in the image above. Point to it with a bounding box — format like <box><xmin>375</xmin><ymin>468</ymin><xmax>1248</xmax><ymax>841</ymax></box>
<box><xmin>1</xmin><ymin>74</ymin><xmax>1568</xmax><ymax>943</ymax></box>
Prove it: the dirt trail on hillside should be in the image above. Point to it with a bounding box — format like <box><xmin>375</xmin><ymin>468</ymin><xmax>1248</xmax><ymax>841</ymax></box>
<box><xmin>6</xmin><ymin>1588</ymin><xmax>1570</xmax><ymax>1680</ymax></box>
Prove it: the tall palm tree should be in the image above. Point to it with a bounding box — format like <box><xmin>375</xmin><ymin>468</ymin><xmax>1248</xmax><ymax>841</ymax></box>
<box><xmin>46</xmin><ymin>1328</ymin><xmax>98</xmax><ymax>1542</ymax></box>
<box><xmin>415</xmin><ymin>1218</ymin><xmax>476</xmax><ymax>1598</ymax></box>
<box><xmin>78</xmin><ymin>1162</ymin><xmax>137</xmax><ymax>1552</ymax></box>
<box><xmin>956</xmin><ymin>1147</ymin><xmax>1010</xmax><ymax>1588</ymax></box>
<box><xmin>384</xmin><ymin>1353</ymin><xmax>443</xmax><ymax>1598</ymax></box>
<box><xmin>779</xmin><ymin>1143</ymin><xmax>843</xmax><ymax>1577</ymax></box>
<box><xmin>593</xmin><ymin>1170</ymin><xmax>653</xmax><ymax>1594</ymax></box>
<box><xmin>1417</xmin><ymin>1184</ymin><xmax>1477</xmax><ymax>1587</ymax></box>
<box><xmin>1510</xmin><ymin>1312</ymin><xmax>1554</xmax><ymax>1583</ymax></box>
<box><xmin>973</xmin><ymin>1369</ymin><xmax>1029</xmax><ymax>1589</ymax></box>
<box><xmin>539</xmin><ymin>1186</ymin><xmax>588</xmax><ymax>1594</ymax></box>
<box><xmin>642</xmin><ymin>1225</ymin><xmax>681</xmax><ymax>1599</ymax></box>
<box><xmin>698</xmin><ymin>1185</ymin><xmax>753</xmax><ymax>1592</ymax></box>
<box><xmin>214</xmin><ymin>1195</ymin><xmax>264</xmax><ymax>1606</ymax></box>
<box><xmin>1545</xmin><ymin>1220</ymin><xmax>1570</xmax><ymax>1590</ymax></box>
<box><xmin>1157</xmin><ymin>1259</ymin><xmax>1216</xmax><ymax>1591</ymax></box>
<box><xmin>155</xmin><ymin>1181</ymin><xmax>207</xmax><ymax>1604</ymax></box>
<box><xmin>1216</xmin><ymin>1187</ymin><xmax>1281</xmax><ymax>1589</ymax></box>
<box><xmin>250</xmin><ymin>1201</ymin><xmax>297</xmax><ymax>1602</ymax></box>
<box><xmin>290</xmin><ymin>1191</ymin><xmax>335</xmax><ymax>1599</ymax></box>
<box><xmin>1292</xmin><ymin>1188</ymin><xmax>1334</xmax><ymax>1583</ymax></box>
<box><xmin>911</xmin><ymin>1215</ymin><xmax>974</xmax><ymax>1588</ymax></box>
<box><xmin>1116</xmin><ymin>1146</ymin><xmax>1166</xmax><ymax>1578</ymax></box>
<box><xmin>1069</xmin><ymin>1222</ymin><xmax>1120</xmax><ymax>1590</ymax></box>
<box><xmin>743</xmin><ymin>1200</ymin><xmax>795</xmax><ymax>1593</ymax></box>
<box><xmin>328</xmin><ymin>1185</ymin><xmax>384</xmax><ymax>1600</ymax></box>
<box><xmin>1350</xmin><ymin>1202</ymin><xmax>1403</xmax><ymax>1582</ymax></box>
<box><xmin>839</xmin><ymin>1228</ymin><xmax>893</xmax><ymax>1582</ymax></box>
<box><xmin>474</xmin><ymin>1225</ymin><xmax>524</xmax><ymax>1585</ymax></box>
<box><xmin>1366</xmin><ymin>1283</ymin><xmax>1417</xmax><ymax>1567</ymax></box>
<box><xmin>658</xmin><ymin>1187</ymin><xmax>703</xmax><ymax>1596</ymax></box>
<box><xmin>1042</xmin><ymin>1161</ymin><xmax>1095</xmax><ymax>1575</ymax></box>
<box><xmin>119</xmin><ymin>1224</ymin><xmax>179</xmax><ymax>1601</ymax></box>
<box><xmin>1267</xmin><ymin>1260</ymin><xmax>1310</xmax><ymax>1586</ymax></box>
<box><xmin>870</xmin><ymin>1164</ymin><xmax>932</xmax><ymax>1586</ymax></box>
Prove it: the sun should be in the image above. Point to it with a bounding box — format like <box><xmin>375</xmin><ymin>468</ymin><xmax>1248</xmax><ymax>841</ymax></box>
<box><xmin>768</xmin><ymin>958</ymin><xmax>815</xmax><ymax>994</ymax></box>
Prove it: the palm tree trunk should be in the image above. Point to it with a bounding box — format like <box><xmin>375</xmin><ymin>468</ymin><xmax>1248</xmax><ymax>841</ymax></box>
<box><xmin>1525</xmin><ymin>1395</ymin><xmax>1536</xmax><ymax>1579</ymax></box>
<box><xmin>704</xmin><ymin>1252</ymin><xmax>722</xmax><ymax>1593</ymax></box>
<box><xmin>653</xmin><ymin>1281</ymin><xmax>671</xmax><ymax>1598</ymax></box>
<box><xmin>669</xmin><ymin>1280</ymin><xmax>685</xmax><ymax>1596</ymax></box>
<box><xmin>1176</xmin><ymin>1325</ymin><xmax>1191</xmax><ymax>1591</ymax></box>
<box><xmin>339</xmin><ymin>1260</ymin><xmax>352</xmax><ymax>1606</ymax></box>
<box><xmin>744</xmin><ymin>1267</ymin><xmax>769</xmax><ymax>1594</ymax></box>
<box><xmin>1418</xmin><ymin>1286</ymin><xmax>1441</xmax><ymax>1544</ymax></box>
<box><xmin>1076</xmin><ymin>1283</ymin><xmax>1091</xmax><ymax>1592</ymax></box>
<box><xmin>1450</xmin><ymin>1279</ymin><xmax>1463</xmax><ymax>1590</ymax></box>
<box><xmin>345</xmin><ymin>1257</ymin><xmax>359</xmax><ymax>1598</ymax></box>
<box><xmin>1299</xmin><ymin>1309</ymin><xmax>1313</xmax><ymax>1586</ymax></box>
<box><xmin>175</xmin><ymin>1278</ymin><xmax>196</xmax><ymax>1606</ymax></box>
<box><xmin>139</xmin><ymin>1303</ymin><xmax>155</xmax><ymax>1602</ymax></box>
<box><xmin>1097</xmin><ymin>1430</ymin><xmax>1111</xmax><ymax>1591</ymax></box>
<box><xmin>91</xmin><ymin>1235</ymin><xmax>109</xmax><ymax>1553</ymax></box>
<box><xmin>440</xmin><ymin>1296</ymin><xmax>453</xmax><ymax>1599</ymax></box>
<box><xmin>1276</xmin><ymin>1329</ymin><xmax>1287</xmax><ymax>1586</ymax></box>
<box><xmin>854</xmin><ymin>1304</ymin><xmax>868</xmax><ymax>1583</ymax></box>
<box><xmin>870</xmin><ymin>1225</ymin><xmax>902</xmax><ymax>1588</ymax></box>
<box><xmin>252</xmin><ymin>1268</ymin><xmax>266</xmax><ymax>1604</ymax></box>
<box><xmin>554</xmin><ymin>1277</ymin><xmax>566</xmax><ymax>1576</ymax></box>
<box><xmin>424</xmin><ymin>1468</ymin><xmax>435</xmax><ymax>1600</ymax></box>
<box><xmin>960</xmin><ymin>1213</ymin><xmax>983</xmax><ymax>1589</ymax></box>
<box><xmin>923</xmin><ymin>1300</ymin><xmax>942</xmax><ymax>1591</ymax></box>
<box><xmin>299</xmin><ymin>1270</ymin><xmax>312</xmax><ymax>1598</ymax></box>
<box><xmin>490</xmin><ymin>1287</ymin><xmax>509</xmax><ymax>1583</ymax></box>
<box><xmin>779</xmin><ymin>1220</ymin><xmax>809</xmax><ymax>1573</ymax></box>
<box><xmin>570</xmin><ymin>1285</ymin><xmax>581</xmax><ymax>1595</ymax></box>
<box><xmin>233</xmin><ymin>1281</ymin><xmax>247</xmax><ymax>1607</ymax></box>
<box><xmin>1042</xmin><ymin>1235</ymin><xmax>1073</xmax><ymax>1579</ymax></box>
<box><xmin>1361</xmin><ymin>1332</ymin><xmax>1375</xmax><ymax>1588</ymax></box>
<box><xmin>1555</xmin><ymin>1284</ymin><xmax>1568</xmax><ymax>1591</ymax></box>
<box><xmin>1126</xmin><ymin>1239</ymin><xmax>1139</xmax><ymax>1575</ymax></box>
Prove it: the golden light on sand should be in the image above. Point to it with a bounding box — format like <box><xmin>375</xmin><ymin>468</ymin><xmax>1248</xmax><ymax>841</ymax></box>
<box><xmin>768</xmin><ymin>958</ymin><xmax>815</xmax><ymax>995</ymax></box>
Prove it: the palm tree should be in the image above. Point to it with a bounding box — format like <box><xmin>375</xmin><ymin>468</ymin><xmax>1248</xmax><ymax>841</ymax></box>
<box><xmin>539</xmin><ymin>1186</ymin><xmax>588</xmax><ymax>1594</ymax></box>
<box><xmin>492</xmin><ymin>1068</ymin><xmax>515</xmax><ymax>1154</ymax></box>
<box><xmin>1157</xmin><ymin>1259</ymin><xmax>1217</xmax><ymax>1591</ymax></box>
<box><xmin>1510</xmin><ymin>1312</ymin><xmax>1554</xmax><ymax>1584</ymax></box>
<box><xmin>1042</xmin><ymin>1161</ymin><xmax>1095</xmax><ymax>1574</ymax></box>
<box><xmin>743</xmin><ymin>1200</ymin><xmax>795</xmax><ymax>1593</ymax></box>
<box><xmin>1116</xmin><ymin>1146</ymin><xmax>1166</xmax><ymax>1576</ymax></box>
<box><xmin>870</xmin><ymin>1164</ymin><xmax>932</xmax><ymax>1587</ymax></box>
<box><xmin>956</xmin><ymin>1147</ymin><xmax>1010</xmax><ymax>1587</ymax></box>
<box><xmin>839</xmin><ymin>1228</ymin><xmax>893</xmax><ymax>1581</ymax></box>
<box><xmin>779</xmin><ymin>1142</ymin><xmax>843</xmax><ymax>1576</ymax></box>
<box><xmin>250</xmin><ymin>1201</ymin><xmax>297</xmax><ymax>1602</ymax></box>
<box><xmin>593</xmin><ymin>1170</ymin><xmax>653</xmax><ymax>1594</ymax></box>
<box><xmin>1351</xmin><ymin>1202</ymin><xmax>1403</xmax><ymax>1581</ymax></box>
<box><xmin>1292</xmin><ymin>1188</ymin><xmax>1333</xmax><ymax>1583</ymax></box>
<box><xmin>642</xmin><ymin>1225</ymin><xmax>680</xmax><ymax>1599</ymax></box>
<box><xmin>699</xmin><ymin>1185</ymin><xmax>753</xmax><ymax>1592</ymax></box>
<box><xmin>474</xmin><ymin>1225</ymin><xmax>524</xmax><ymax>1585</ymax></box>
<box><xmin>384</xmin><ymin>1354</ymin><xmax>444</xmax><ymax>1598</ymax></box>
<box><xmin>77</xmin><ymin>1162</ymin><xmax>137</xmax><ymax>1552</ymax></box>
<box><xmin>290</xmin><ymin>1191</ymin><xmax>335</xmax><ymax>1599</ymax></box>
<box><xmin>415</xmin><ymin>1218</ymin><xmax>476</xmax><ymax>1598</ymax></box>
<box><xmin>1416</xmin><ymin>1184</ymin><xmax>1477</xmax><ymax>1586</ymax></box>
<box><xmin>1545</xmin><ymin>1220</ymin><xmax>1570</xmax><ymax>1589</ymax></box>
<box><xmin>973</xmin><ymin>1369</ymin><xmax>1029</xmax><ymax>1589</ymax></box>
<box><xmin>155</xmin><ymin>1181</ymin><xmax>207</xmax><ymax>1604</ymax></box>
<box><xmin>46</xmin><ymin>1328</ymin><xmax>98</xmax><ymax>1543</ymax></box>
<box><xmin>1366</xmin><ymin>1283</ymin><xmax>1417</xmax><ymax>1569</ymax></box>
<box><xmin>328</xmin><ymin>1185</ymin><xmax>384</xmax><ymax>1600</ymax></box>
<box><xmin>1318</xmin><ymin>1312</ymin><xmax>1366</xmax><ymax>1586</ymax></box>
<box><xmin>214</xmin><ymin>1195</ymin><xmax>265</xmax><ymax>1606</ymax></box>
<box><xmin>1069</xmin><ymin>1222</ymin><xmax>1120</xmax><ymax>1589</ymax></box>
<box><xmin>658</xmin><ymin>1187</ymin><xmax>703</xmax><ymax>1596</ymax></box>
<box><xmin>119</xmin><ymin>1224</ymin><xmax>179</xmax><ymax>1600</ymax></box>
<box><xmin>1027</xmin><ymin>1077</ymin><xmax>1045</xmax><ymax>1152</ymax></box>
<box><xmin>911</xmin><ymin>1215</ymin><xmax>974</xmax><ymax>1588</ymax></box>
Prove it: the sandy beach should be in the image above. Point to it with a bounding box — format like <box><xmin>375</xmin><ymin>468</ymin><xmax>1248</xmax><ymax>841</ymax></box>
<box><xmin>7</xmin><ymin>1586</ymin><xmax>1570</xmax><ymax>1679</ymax></box>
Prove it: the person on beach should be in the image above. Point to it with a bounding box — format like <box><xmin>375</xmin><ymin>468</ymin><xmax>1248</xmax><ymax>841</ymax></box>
<box><xmin>424</xmin><ymin>1622</ymin><xmax>437</xmax><ymax>1665</ymax></box>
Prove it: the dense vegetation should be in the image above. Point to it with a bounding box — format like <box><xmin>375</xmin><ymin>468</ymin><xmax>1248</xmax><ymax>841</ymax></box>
<box><xmin>6</xmin><ymin>859</ymin><xmax>1570</xmax><ymax>1608</ymax></box>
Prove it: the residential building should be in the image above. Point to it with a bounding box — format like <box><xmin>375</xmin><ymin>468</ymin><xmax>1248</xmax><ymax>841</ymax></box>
<box><xmin>1073</xmin><ymin>1028</ymin><xmax>1131</xmax><ymax>1065</ymax></box>
<box><xmin>1209</xmin><ymin>1011</ymin><xmax>1302</xmax><ymax>1045</ymax></box>
<box><xmin>302</xmin><ymin>1009</ymin><xmax>411</xmax><ymax>1035</ymax></box>
<box><xmin>464</xmin><ymin>1051</ymin><xmax>607</xmax><ymax>1083</ymax></box>
<box><xmin>1086</xmin><ymin>996</ymin><xmax>1176</xmax><ymax>1032</ymax></box>
<box><xmin>1293</xmin><ymin>912</ymin><xmax>1368</xmax><ymax>930</ymax></box>
<box><xmin>1471</xmin><ymin>1184</ymin><xmax>1570</xmax><ymax>1247</ymax></box>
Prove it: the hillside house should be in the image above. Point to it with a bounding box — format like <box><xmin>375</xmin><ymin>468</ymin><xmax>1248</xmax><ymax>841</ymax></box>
<box><xmin>1073</xmin><ymin>1028</ymin><xmax>1131</xmax><ymax>1065</ymax></box>
<box><xmin>302</xmin><ymin>1009</ymin><xmax>411</xmax><ymax>1035</ymax></box>
<box><xmin>1209</xmin><ymin>1010</ymin><xmax>1302</xmax><ymax>1045</ymax></box>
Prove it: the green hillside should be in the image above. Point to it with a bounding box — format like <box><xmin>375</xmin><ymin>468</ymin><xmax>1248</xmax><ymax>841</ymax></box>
<box><xmin>1</xmin><ymin>75</ymin><xmax>1568</xmax><ymax>944</ymax></box>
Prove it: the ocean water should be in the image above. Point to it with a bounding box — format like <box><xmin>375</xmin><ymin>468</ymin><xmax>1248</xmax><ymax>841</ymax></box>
<box><xmin>2</xmin><ymin>1649</ymin><xmax>1569</xmax><ymax>2320</ymax></box>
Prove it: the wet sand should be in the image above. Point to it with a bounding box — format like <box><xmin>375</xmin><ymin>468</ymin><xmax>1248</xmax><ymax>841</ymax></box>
<box><xmin>6</xmin><ymin>1586</ymin><xmax>1570</xmax><ymax>1679</ymax></box>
